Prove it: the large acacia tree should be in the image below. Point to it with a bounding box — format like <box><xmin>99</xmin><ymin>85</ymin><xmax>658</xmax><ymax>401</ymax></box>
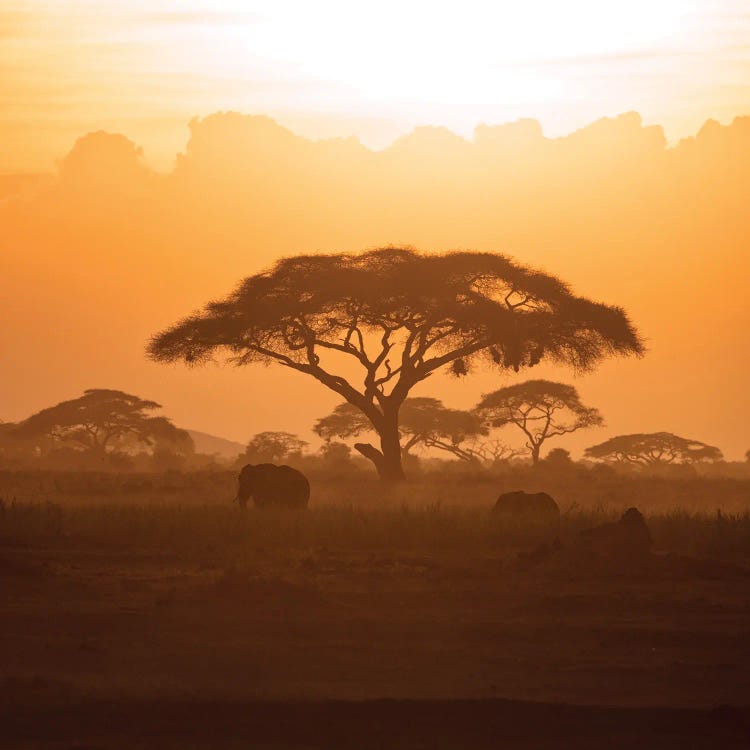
<box><xmin>14</xmin><ymin>389</ymin><xmax>191</xmax><ymax>457</ymax></box>
<box><xmin>315</xmin><ymin>397</ymin><xmax>489</xmax><ymax>463</ymax></box>
<box><xmin>585</xmin><ymin>432</ymin><xmax>723</xmax><ymax>466</ymax></box>
<box><xmin>148</xmin><ymin>247</ymin><xmax>643</xmax><ymax>481</ymax></box>
<box><xmin>475</xmin><ymin>380</ymin><xmax>604</xmax><ymax>465</ymax></box>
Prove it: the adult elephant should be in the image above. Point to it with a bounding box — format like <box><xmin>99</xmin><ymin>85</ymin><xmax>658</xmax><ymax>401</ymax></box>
<box><xmin>493</xmin><ymin>490</ymin><xmax>560</xmax><ymax>522</ymax></box>
<box><xmin>236</xmin><ymin>463</ymin><xmax>310</xmax><ymax>509</ymax></box>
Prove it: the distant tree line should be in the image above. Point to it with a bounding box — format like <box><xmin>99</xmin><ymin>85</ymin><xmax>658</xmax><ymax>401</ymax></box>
<box><xmin>0</xmin><ymin>382</ymin><xmax>734</xmax><ymax>477</ymax></box>
<box><xmin>0</xmin><ymin>389</ymin><xmax>199</xmax><ymax>471</ymax></box>
<box><xmin>0</xmin><ymin>246</ymin><xmax>739</xmax><ymax>478</ymax></box>
<box><xmin>234</xmin><ymin>379</ymin><xmax>731</xmax><ymax>477</ymax></box>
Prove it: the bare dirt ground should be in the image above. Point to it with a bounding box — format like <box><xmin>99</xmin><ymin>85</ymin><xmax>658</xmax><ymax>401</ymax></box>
<box><xmin>2</xmin><ymin>499</ymin><xmax>750</xmax><ymax>748</ymax></box>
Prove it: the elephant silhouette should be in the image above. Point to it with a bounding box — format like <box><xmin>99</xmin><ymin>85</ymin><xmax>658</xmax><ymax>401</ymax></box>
<box><xmin>493</xmin><ymin>490</ymin><xmax>560</xmax><ymax>522</ymax></box>
<box><xmin>236</xmin><ymin>463</ymin><xmax>310</xmax><ymax>509</ymax></box>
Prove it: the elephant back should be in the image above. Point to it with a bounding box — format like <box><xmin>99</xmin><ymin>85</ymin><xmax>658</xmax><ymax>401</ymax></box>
<box><xmin>493</xmin><ymin>490</ymin><xmax>560</xmax><ymax>520</ymax></box>
<box><xmin>239</xmin><ymin>463</ymin><xmax>310</xmax><ymax>509</ymax></box>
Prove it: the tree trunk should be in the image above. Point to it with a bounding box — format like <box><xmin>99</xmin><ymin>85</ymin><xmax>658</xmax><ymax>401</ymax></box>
<box><xmin>354</xmin><ymin>413</ymin><xmax>406</xmax><ymax>482</ymax></box>
<box><xmin>379</xmin><ymin>419</ymin><xmax>406</xmax><ymax>481</ymax></box>
<box><xmin>531</xmin><ymin>443</ymin><xmax>541</xmax><ymax>466</ymax></box>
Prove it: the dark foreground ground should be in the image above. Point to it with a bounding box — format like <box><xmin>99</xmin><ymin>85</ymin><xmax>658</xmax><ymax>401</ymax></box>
<box><xmin>2</xmin><ymin>499</ymin><xmax>750</xmax><ymax>747</ymax></box>
<box><xmin>4</xmin><ymin>697</ymin><xmax>750</xmax><ymax>749</ymax></box>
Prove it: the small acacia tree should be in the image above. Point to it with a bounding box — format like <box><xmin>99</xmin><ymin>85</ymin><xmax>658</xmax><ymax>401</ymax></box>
<box><xmin>315</xmin><ymin>397</ymin><xmax>489</xmax><ymax>462</ymax></box>
<box><xmin>465</xmin><ymin>438</ymin><xmax>523</xmax><ymax>464</ymax></box>
<box><xmin>241</xmin><ymin>431</ymin><xmax>308</xmax><ymax>464</ymax></box>
<box><xmin>544</xmin><ymin>447</ymin><xmax>574</xmax><ymax>466</ymax></box>
<box><xmin>475</xmin><ymin>380</ymin><xmax>603</xmax><ymax>465</ymax></box>
<box><xmin>13</xmin><ymin>389</ymin><xmax>191</xmax><ymax>457</ymax></box>
<box><xmin>585</xmin><ymin>432</ymin><xmax>723</xmax><ymax>466</ymax></box>
<box><xmin>319</xmin><ymin>440</ymin><xmax>353</xmax><ymax>466</ymax></box>
<box><xmin>148</xmin><ymin>247</ymin><xmax>642</xmax><ymax>481</ymax></box>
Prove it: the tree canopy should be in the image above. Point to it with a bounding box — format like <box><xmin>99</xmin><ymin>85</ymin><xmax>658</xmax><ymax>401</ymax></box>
<box><xmin>240</xmin><ymin>431</ymin><xmax>308</xmax><ymax>464</ymax></box>
<box><xmin>543</xmin><ymin>448</ymin><xmax>575</xmax><ymax>468</ymax></box>
<box><xmin>585</xmin><ymin>432</ymin><xmax>723</xmax><ymax>466</ymax></box>
<box><xmin>148</xmin><ymin>247</ymin><xmax>643</xmax><ymax>480</ymax></box>
<box><xmin>315</xmin><ymin>397</ymin><xmax>490</xmax><ymax>462</ymax></box>
<box><xmin>475</xmin><ymin>379</ymin><xmax>603</xmax><ymax>464</ymax></box>
<box><xmin>13</xmin><ymin>389</ymin><xmax>191</xmax><ymax>456</ymax></box>
<box><xmin>318</xmin><ymin>440</ymin><xmax>353</xmax><ymax>467</ymax></box>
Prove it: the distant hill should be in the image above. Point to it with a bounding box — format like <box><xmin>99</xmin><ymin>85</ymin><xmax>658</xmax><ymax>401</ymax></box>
<box><xmin>187</xmin><ymin>430</ymin><xmax>244</xmax><ymax>459</ymax></box>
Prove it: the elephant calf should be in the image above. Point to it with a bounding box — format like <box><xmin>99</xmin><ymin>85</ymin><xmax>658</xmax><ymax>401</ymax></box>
<box><xmin>236</xmin><ymin>463</ymin><xmax>310</xmax><ymax>509</ymax></box>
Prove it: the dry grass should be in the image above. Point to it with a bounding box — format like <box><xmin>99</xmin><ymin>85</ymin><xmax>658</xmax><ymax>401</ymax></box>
<box><xmin>2</xmin><ymin>494</ymin><xmax>749</xmax><ymax>565</ymax></box>
<box><xmin>2</xmin><ymin>467</ymin><xmax>749</xmax><ymax>511</ymax></box>
<box><xmin>2</xmin><ymin>471</ymin><xmax>750</xmax><ymax>720</ymax></box>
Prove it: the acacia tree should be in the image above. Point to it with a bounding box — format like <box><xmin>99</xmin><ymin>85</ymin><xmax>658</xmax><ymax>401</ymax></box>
<box><xmin>585</xmin><ymin>432</ymin><xmax>723</xmax><ymax>466</ymax></box>
<box><xmin>148</xmin><ymin>247</ymin><xmax>642</xmax><ymax>481</ymax></box>
<box><xmin>13</xmin><ymin>389</ymin><xmax>191</xmax><ymax>457</ymax></box>
<box><xmin>475</xmin><ymin>380</ymin><xmax>604</xmax><ymax>465</ymax></box>
<box><xmin>240</xmin><ymin>431</ymin><xmax>308</xmax><ymax>464</ymax></box>
<box><xmin>315</xmin><ymin>397</ymin><xmax>489</xmax><ymax>462</ymax></box>
<box><xmin>464</xmin><ymin>438</ymin><xmax>523</xmax><ymax>464</ymax></box>
<box><xmin>318</xmin><ymin>440</ymin><xmax>353</xmax><ymax>467</ymax></box>
<box><xmin>544</xmin><ymin>447</ymin><xmax>574</xmax><ymax>466</ymax></box>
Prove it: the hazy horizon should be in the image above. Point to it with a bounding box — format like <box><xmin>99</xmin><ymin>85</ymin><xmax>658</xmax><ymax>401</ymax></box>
<box><xmin>5</xmin><ymin>8</ymin><xmax>750</xmax><ymax>747</ymax></box>
<box><xmin>2</xmin><ymin>107</ymin><xmax>749</xmax><ymax>177</ymax></box>
<box><xmin>2</xmin><ymin>108</ymin><xmax>749</xmax><ymax>460</ymax></box>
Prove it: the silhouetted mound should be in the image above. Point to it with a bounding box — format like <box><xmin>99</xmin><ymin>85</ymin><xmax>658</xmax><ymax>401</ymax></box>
<box><xmin>579</xmin><ymin>507</ymin><xmax>652</xmax><ymax>559</ymax></box>
<box><xmin>493</xmin><ymin>491</ymin><xmax>560</xmax><ymax>522</ymax></box>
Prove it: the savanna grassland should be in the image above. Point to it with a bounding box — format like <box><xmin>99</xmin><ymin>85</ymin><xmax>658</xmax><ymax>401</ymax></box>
<box><xmin>2</xmin><ymin>470</ymin><xmax>750</xmax><ymax>748</ymax></box>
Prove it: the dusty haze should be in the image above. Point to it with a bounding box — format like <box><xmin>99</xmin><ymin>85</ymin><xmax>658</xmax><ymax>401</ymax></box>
<box><xmin>1</xmin><ymin>110</ymin><xmax>748</xmax><ymax>457</ymax></box>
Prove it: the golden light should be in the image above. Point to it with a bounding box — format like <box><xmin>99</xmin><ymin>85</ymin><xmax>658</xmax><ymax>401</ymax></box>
<box><xmin>138</xmin><ymin>0</ymin><xmax>708</xmax><ymax>141</ymax></box>
<box><xmin>0</xmin><ymin>0</ymin><xmax>741</xmax><ymax>168</ymax></box>
<box><xmin>243</xmin><ymin>1</ymin><xmax>698</xmax><ymax>97</ymax></box>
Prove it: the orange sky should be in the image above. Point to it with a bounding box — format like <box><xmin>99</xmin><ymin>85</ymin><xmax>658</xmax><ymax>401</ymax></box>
<box><xmin>1</xmin><ymin>2</ymin><xmax>750</xmax><ymax>461</ymax></box>
<box><xmin>2</xmin><ymin>1</ymin><xmax>750</xmax><ymax>171</ymax></box>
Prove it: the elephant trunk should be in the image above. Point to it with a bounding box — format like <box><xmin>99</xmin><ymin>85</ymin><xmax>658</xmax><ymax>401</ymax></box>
<box><xmin>236</xmin><ymin>485</ymin><xmax>251</xmax><ymax>509</ymax></box>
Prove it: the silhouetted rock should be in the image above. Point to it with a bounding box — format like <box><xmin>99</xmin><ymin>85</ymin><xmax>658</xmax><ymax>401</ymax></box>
<box><xmin>579</xmin><ymin>507</ymin><xmax>652</xmax><ymax>559</ymax></box>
